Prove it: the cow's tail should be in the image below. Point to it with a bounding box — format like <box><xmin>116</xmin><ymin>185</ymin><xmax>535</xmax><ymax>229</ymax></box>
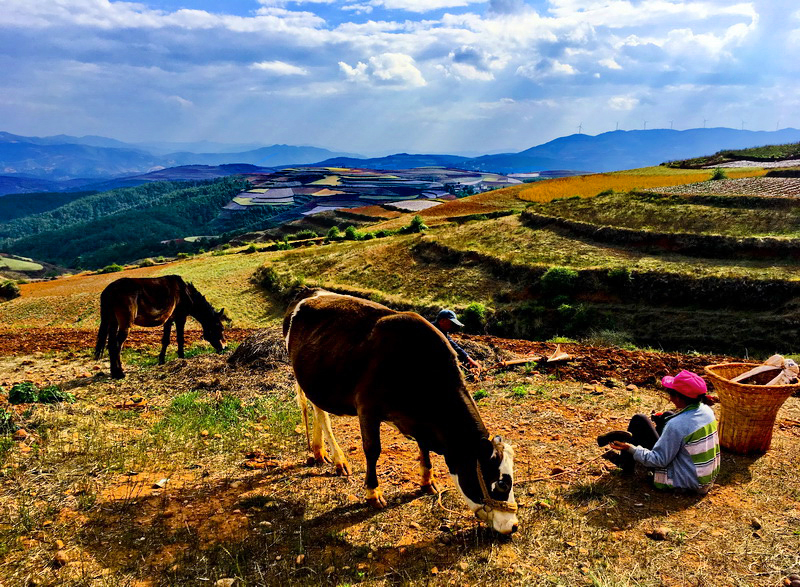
<box><xmin>94</xmin><ymin>295</ymin><xmax>112</xmax><ymax>360</ymax></box>
<box><xmin>296</xmin><ymin>383</ymin><xmax>311</xmax><ymax>451</ymax></box>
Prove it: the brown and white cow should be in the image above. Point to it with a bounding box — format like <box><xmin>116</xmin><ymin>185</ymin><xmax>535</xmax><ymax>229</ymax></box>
<box><xmin>283</xmin><ymin>289</ymin><xmax>519</xmax><ymax>535</ymax></box>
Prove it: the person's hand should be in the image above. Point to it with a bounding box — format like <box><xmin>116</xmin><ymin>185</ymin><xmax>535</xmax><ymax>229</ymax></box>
<box><xmin>609</xmin><ymin>441</ymin><xmax>632</xmax><ymax>452</ymax></box>
<box><xmin>468</xmin><ymin>358</ymin><xmax>482</xmax><ymax>370</ymax></box>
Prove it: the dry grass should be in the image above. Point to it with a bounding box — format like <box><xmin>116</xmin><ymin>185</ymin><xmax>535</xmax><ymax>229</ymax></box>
<box><xmin>1</xmin><ymin>334</ymin><xmax>799</xmax><ymax>586</ymax></box>
<box><xmin>517</xmin><ymin>168</ymin><xmax>767</xmax><ymax>204</ymax></box>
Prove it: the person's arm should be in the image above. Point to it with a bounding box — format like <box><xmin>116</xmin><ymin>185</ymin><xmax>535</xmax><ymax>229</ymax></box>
<box><xmin>615</xmin><ymin>424</ymin><xmax>683</xmax><ymax>468</ymax></box>
<box><xmin>445</xmin><ymin>334</ymin><xmax>479</xmax><ymax>368</ymax></box>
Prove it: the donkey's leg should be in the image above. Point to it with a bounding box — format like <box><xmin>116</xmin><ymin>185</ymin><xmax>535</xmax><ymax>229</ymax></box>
<box><xmin>418</xmin><ymin>446</ymin><xmax>439</xmax><ymax>494</ymax></box>
<box><xmin>312</xmin><ymin>404</ymin><xmax>351</xmax><ymax>476</ymax></box>
<box><xmin>158</xmin><ymin>320</ymin><xmax>173</xmax><ymax>365</ymax></box>
<box><xmin>175</xmin><ymin>316</ymin><xmax>186</xmax><ymax>358</ymax></box>
<box><xmin>111</xmin><ymin>324</ymin><xmax>129</xmax><ymax>379</ymax></box>
<box><xmin>359</xmin><ymin>411</ymin><xmax>386</xmax><ymax>508</ymax></box>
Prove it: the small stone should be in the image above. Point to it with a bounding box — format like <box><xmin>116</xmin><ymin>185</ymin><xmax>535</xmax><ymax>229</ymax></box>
<box><xmin>200</xmin><ymin>430</ymin><xmax>209</xmax><ymax>437</ymax></box>
<box><xmin>215</xmin><ymin>579</ymin><xmax>236</xmax><ymax>587</ymax></box>
<box><xmin>152</xmin><ymin>478</ymin><xmax>169</xmax><ymax>489</ymax></box>
<box><xmin>213</xmin><ymin>433</ymin><xmax>222</xmax><ymax>439</ymax></box>
<box><xmin>550</xmin><ymin>466</ymin><xmax>566</xmax><ymax>475</ymax></box>
<box><xmin>626</xmin><ymin>384</ymin><xmax>638</xmax><ymax>392</ymax></box>
<box><xmin>259</xmin><ymin>521</ymin><xmax>272</xmax><ymax>528</ymax></box>
<box><xmin>324</xmin><ymin>566</ymin><xmax>336</xmax><ymax>574</ymax></box>
<box><xmin>646</xmin><ymin>527</ymin><xmax>669</xmax><ymax>541</ymax></box>
<box><xmin>230</xmin><ymin>481</ymin><xmax>242</xmax><ymax>489</ymax></box>
<box><xmin>12</xmin><ymin>429</ymin><xmax>28</xmax><ymax>441</ymax></box>
<box><xmin>296</xmin><ymin>554</ymin><xmax>306</xmax><ymax>566</ymax></box>
<box><xmin>431</xmin><ymin>567</ymin><xmax>439</xmax><ymax>575</ymax></box>
<box><xmin>458</xmin><ymin>562</ymin><xmax>469</xmax><ymax>571</ymax></box>
<box><xmin>53</xmin><ymin>550</ymin><xmax>70</xmax><ymax>567</ymax></box>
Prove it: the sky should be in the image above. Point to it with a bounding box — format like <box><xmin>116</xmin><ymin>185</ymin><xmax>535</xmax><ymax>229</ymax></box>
<box><xmin>1</xmin><ymin>0</ymin><xmax>798</xmax><ymax>155</ymax></box>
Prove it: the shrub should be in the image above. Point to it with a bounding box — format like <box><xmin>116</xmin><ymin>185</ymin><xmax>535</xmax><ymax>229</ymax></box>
<box><xmin>37</xmin><ymin>386</ymin><xmax>76</xmax><ymax>404</ymax></box>
<box><xmin>176</xmin><ymin>252</ymin><xmax>192</xmax><ymax>259</ymax></box>
<box><xmin>461</xmin><ymin>302</ymin><xmax>489</xmax><ymax>333</ymax></box>
<box><xmin>540</xmin><ymin>267</ymin><xmax>579</xmax><ymax>297</ymax></box>
<box><xmin>326</xmin><ymin>226</ymin><xmax>342</xmax><ymax>241</ymax></box>
<box><xmin>473</xmin><ymin>389</ymin><xmax>489</xmax><ymax>401</ymax></box>
<box><xmin>97</xmin><ymin>263</ymin><xmax>123</xmax><ymax>274</ymax></box>
<box><xmin>138</xmin><ymin>258</ymin><xmax>156</xmax><ymax>268</ymax></box>
<box><xmin>362</xmin><ymin>232</ymin><xmax>376</xmax><ymax>240</ymax></box>
<box><xmin>0</xmin><ymin>280</ymin><xmax>21</xmax><ymax>301</ymax></box>
<box><xmin>244</xmin><ymin>244</ymin><xmax>259</xmax><ymax>254</ymax></box>
<box><xmin>404</xmin><ymin>215</ymin><xmax>428</xmax><ymax>233</ymax></box>
<box><xmin>374</xmin><ymin>229</ymin><xmax>395</xmax><ymax>238</ymax></box>
<box><xmin>252</xmin><ymin>265</ymin><xmax>303</xmax><ymax>303</ymax></box>
<box><xmin>584</xmin><ymin>329</ymin><xmax>637</xmax><ymax>350</ymax></box>
<box><xmin>344</xmin><ymin>225</ymin><xmax>363</xmax><ymax>241</ymax></box>
<box><xmin>710</xmin><ymin>167</ymin><xmax>727</xmax><ymax>181</ymax></box>
<box><xmin>0</xmin><ymin>408</ymin><xmax>15</xmax><ymax>434</ymax></box>
<box><xmin>9</xmin><ymin>382</ymin><xmax>38</xmax><ymax>404</ymax></box>
<box><xmin>289</xmin><ymin>229</ymin><xmax>319</xmax><ymax>241</ymax></box>
<box><xmin>607</xmin><ymin>267</ymin><xmax>632</xmax><ymax>287</ymax></box>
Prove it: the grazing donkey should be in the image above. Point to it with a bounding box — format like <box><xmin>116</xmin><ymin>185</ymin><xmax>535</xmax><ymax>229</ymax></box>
<box><xmin>94</xmin><ymin>275</ymin><xmax>226</xmax><ymax>379</ymax></box>
<box><xmin>284</xmin><ymin>289</ymin><xmax>518</xmax><ymax>535</ymax></box>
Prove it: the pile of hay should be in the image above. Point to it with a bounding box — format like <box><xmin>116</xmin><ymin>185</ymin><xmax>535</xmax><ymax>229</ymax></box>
<box><xmin>227</xmin><ymin>328</ymin><xmax>289</xmax><ymax>370</ymax></box>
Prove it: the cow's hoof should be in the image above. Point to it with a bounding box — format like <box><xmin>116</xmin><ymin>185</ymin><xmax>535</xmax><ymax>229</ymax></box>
<box><xmin>111</xmin><ymin>372</ymin><xmax>125</xmax><ymax>380</ymax></box>
<box><xmin>420</xmin><ymin>481</ymin><xmax>439</xmax><ymax>495</ymax></box>
<box><xmin>366</xmin><ymin>488</ymin><xmax>387</xmax><ymax>508</ymax></box>
<box><xmin>313</xmin><ymin>450</ymin><xmax>332</xmax><ymax>465</ymax></box>
<box><xmin>335</xmin><ymin>462</ymin><xmax>352</xmax><ymax>476</ymax></box>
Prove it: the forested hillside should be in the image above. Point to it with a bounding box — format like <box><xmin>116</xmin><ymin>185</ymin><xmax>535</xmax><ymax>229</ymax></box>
<box><xmin>0</xmin><ymin>177</ymin><xmax>275</xmax><ymax>269</ymax></box>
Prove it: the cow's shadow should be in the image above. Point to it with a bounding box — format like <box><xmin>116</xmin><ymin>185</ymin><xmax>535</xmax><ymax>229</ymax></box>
<box><xmin>74</xmin><ymin>464</ymin><xmax>500</xmax><ymax>585</ymax></box>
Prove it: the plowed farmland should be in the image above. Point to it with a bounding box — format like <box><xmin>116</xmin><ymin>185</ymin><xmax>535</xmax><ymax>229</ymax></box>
<box><xmin>651</xmin><ymin>177</ymin><xmax>800</xmax><ymax>198</ymax></box>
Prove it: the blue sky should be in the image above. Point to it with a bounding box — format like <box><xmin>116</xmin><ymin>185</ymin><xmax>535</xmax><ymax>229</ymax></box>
<box><xmin>1</xmin><ymin>0</ymin><xmax>797</xmax><ymax>155</ymax></box>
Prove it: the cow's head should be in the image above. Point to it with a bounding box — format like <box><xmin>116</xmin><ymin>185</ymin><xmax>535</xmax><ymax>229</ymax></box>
<box><xmin>451</xmin><ymin>435</ymin><xmax>519</xmax><ymax>535</ymax></box>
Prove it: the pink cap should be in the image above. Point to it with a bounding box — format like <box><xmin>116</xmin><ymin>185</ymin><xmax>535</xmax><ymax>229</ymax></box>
<box><xmin>661</xmin><ymin>370</ymin><xmax>707</xmax><ymax>398</ymax></box>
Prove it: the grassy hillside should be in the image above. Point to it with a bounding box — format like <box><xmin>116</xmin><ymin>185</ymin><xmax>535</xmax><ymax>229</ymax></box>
<box><xmin>3</xmin><ymin>164</ymin><xmax>799</xmax><ymax>354</ymax></box>
<box><xmin>668</xmin><ymin>142</ymin><xmax>800</xmax><ymax>168</ymax></box>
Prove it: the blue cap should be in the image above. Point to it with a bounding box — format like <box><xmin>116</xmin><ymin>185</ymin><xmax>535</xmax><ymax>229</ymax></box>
<box><xmin>436</xmin><ymin>309</ymin><xmax>464</xmax><ymax>327</ymax></box>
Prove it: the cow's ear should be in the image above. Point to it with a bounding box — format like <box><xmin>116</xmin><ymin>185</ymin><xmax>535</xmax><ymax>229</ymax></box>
<box><xmin>492</xmin><ymin>435</ymin><xmax>503</xmax><ymax>448</ymax></box>
<box><xmin>479</xmin><ymin>437</ymin><xmax>494</xmax><ymax>460</ymax></box>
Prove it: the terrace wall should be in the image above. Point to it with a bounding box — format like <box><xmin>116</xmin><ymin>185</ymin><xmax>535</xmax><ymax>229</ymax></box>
<box><xmin>520</xmin><ymin>210</ymin><xmax>800</xmax><ymax>260</ymax></box>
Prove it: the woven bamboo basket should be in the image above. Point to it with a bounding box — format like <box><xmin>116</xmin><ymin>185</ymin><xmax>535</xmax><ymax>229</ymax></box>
<box><xmin>704</xmin><ymin>363</ymin><xmax>800</xmax><ymax>454</ymax></box>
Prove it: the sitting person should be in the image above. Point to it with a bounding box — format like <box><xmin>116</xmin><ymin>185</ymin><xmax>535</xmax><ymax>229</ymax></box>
<box><xmin>432</xmin><ymin>309</ymin><xmax>481</xmax><ymax>370</ymax></box>
<box><xmin>598</xmin><ymin>370</ymin><xmax>720</xmax><ymax>494</ymax></box>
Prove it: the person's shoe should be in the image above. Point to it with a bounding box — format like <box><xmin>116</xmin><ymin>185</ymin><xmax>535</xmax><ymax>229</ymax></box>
<box><xmin>601</xmin><ymin>449</ymin><xmax>635</xmax><ymax>476</ymax></box>
<box><xmin>596</xmin><ymin>430</ymin><xmax>633</xmax><ymax>447</ymax></box>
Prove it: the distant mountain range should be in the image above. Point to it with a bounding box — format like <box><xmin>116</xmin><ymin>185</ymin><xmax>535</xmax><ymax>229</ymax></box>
<box><xmin>2</xmin><ymin>127</ymin><xmax>800</xmax><ymax>196</ymax></box>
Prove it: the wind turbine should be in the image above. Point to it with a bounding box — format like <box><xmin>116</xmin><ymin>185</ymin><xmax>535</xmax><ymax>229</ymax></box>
<box><xmin>578</xmin><ymin>123</ymin><xmax>583</xmax><ymax>134</ymax></box>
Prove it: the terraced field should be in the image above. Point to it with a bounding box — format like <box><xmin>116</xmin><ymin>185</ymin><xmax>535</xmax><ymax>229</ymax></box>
<box><xmin>650</xmin><ymin>176</ymin><xmax>800</xmax><ymax>198</ymax></box>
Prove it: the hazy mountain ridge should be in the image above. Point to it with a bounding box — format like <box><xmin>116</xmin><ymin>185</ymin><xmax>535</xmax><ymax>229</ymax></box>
<box><xmin>2</xmin><ymin>128</ymin><xmax>800</xmax><ymax>196</ymax></box>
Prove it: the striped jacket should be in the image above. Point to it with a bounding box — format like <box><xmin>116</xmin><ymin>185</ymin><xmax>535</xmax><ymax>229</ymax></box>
<box><xmin>631</xmin><ymin>403</ymin><xmax>720</xmax><ymax>493</ymax></box>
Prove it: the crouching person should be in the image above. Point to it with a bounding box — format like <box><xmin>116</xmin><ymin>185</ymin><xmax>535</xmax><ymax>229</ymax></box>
<box><xmin>599</xmin><ymin>370</ymin><xmax>721</xmax><ymax>494</ymax></box>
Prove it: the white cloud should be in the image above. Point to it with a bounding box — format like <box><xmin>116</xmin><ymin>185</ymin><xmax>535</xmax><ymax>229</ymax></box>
<box><xmin>250</xmin><ymin>61</ymin><xmax>309</xmax><ymax>75</ymax></box>
<box><xmin>599</xmin><ymin>58</ymin><xmax>622</xmax><ymax>70</ymax></box>
<box><xmin>168</xmin><ymin>95</ymin><xmax>194</xmax><ymax>108</ymax></box>
<box><xmin>608</xmin><ymin>96</ymin><xmax>638</xmax><ymax>111</ymax></box>
<box><xmin>340</xmin><ymin>54</ymin><xmax>426</xmax><ymax>88</ymax></box>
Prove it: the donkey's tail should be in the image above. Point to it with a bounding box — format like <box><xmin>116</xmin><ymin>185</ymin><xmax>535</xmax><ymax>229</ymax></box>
<box><xmin>94</xmin><ymin>297</ymin><xmax>112</xmax><ymax>360</ymax></box>
<box><xmin>296</xmin><ymin>383</ymin><xmax>311</xmax><ymax>451</ymax></box>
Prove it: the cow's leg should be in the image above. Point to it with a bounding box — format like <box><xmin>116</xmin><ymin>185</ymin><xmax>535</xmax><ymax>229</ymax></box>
<box><xmin>359</xmin><ymin>412</ymin><xmax>386</xmax><ymax>508</ymax></box>
<box><xmin>418</xmin><ymin>446</ymin><xmax>439</xmax><ymax>494</ymax></box>
<box><xmin>310</xmin><ymin>402</ymin><xmax>331</xmax><ymax>464</ymax></box>
<box><xmin>158</xmin><ymin>319</ymin><xmax>173</xmax><ymax>364</ymax></box>
<box><xmin>313</xmin><ymin>405</ymin><xmax>351</xmax><ymax>476</ymax></box>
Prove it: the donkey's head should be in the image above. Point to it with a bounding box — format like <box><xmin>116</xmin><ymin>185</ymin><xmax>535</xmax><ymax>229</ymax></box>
<box><xmin>202</xmin><ymin>307</ymin><xmax>228</xmax><ymax>353</ymax></box>
<box><xmin>186</xmin><ymin>282</ymin><xmax>229</xmax><ymax>353</ymax></box>
<box><xmin>451</xmin><ymin>435</ymin><xmax>519</xmax><ymax>535</ymax></box>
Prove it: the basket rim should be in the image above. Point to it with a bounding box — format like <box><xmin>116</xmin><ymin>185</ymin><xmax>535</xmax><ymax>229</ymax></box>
<box><xmin>704</xmin><ymin>362</ymin><xmax>800</xmax><ymax>390</ymax></box>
